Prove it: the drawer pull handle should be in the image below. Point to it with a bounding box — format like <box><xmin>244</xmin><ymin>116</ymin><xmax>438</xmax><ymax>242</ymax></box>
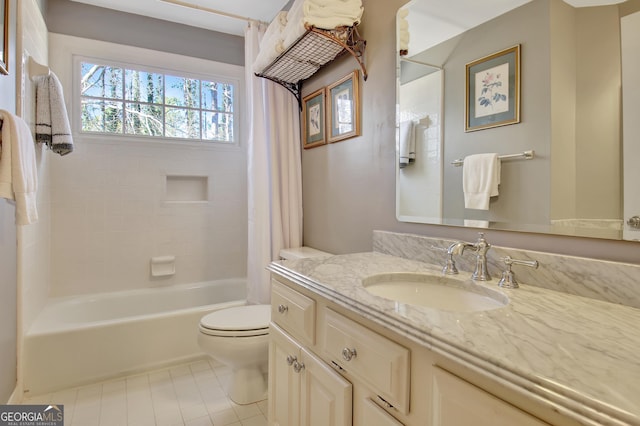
<box><xmin>286</xmin><ymin>355</ymin><xmax>297</xmax><ymax>366</ymax></box>
<box><xmin>277</xmin><ymin>304</ymin><xmax>288</xmax><ymax>314</ymax></box>
<box><xmin>293</xmin><ymin>360</ymin><xmax>305</xmax><ymax>373</ymax></box>
<box><xmin>341</xmin><ymin>347</ymin><xmax>357</xmax><ymax>361</ymax></box>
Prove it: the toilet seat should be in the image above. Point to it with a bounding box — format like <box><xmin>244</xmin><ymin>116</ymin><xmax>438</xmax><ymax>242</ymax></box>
<box><xmin>199</xmin><ymin>304</ymin><xmax>270</xmax><ymax>337</ymax></box>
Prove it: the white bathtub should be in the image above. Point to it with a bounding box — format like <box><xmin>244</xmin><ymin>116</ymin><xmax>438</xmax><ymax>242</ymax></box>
<box><xmin>23</xmin><ymin>279</ymin><xmax>247</xmax><ymax>396</ymax></box>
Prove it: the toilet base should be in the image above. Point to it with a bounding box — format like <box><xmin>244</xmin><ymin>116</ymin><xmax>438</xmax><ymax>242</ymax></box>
<box><xmin>225</xmin><ymin>367</ymin><xmax>268</xmax><ymax>405</ymax></box>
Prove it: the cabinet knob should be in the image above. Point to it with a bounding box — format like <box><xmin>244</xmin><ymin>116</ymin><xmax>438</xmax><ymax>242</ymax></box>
<box><xmin>286</xmin><ymin>355</ymin><xmax>297</xmax><ymax>366</ymax></box>
<box><xmin>341</xmin><ymin>347</ymin><xmax>357</xmax><ymax>361</ymax></box>
<box><xmin>293</xmin><ymin>360</ymin><xmax>305</xmax><ymax>373</ymax></box>
<box><xmin>277</xmin><ymin>304</ymin><xmax>288</xmax><ymax>314</ymax></box>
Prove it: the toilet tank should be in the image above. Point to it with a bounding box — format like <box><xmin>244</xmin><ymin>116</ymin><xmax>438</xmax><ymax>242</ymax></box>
<box><xmin>279</xmin><ymin>247</ymin><xmax>332</xmax><ymax>260</ymax></box>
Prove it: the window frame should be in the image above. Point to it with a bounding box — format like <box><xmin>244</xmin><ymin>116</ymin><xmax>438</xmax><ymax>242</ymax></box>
<box><xmin>74</xmin><ymin>55</ymin><xmax>241</xmax><ymax>147</ymax></box>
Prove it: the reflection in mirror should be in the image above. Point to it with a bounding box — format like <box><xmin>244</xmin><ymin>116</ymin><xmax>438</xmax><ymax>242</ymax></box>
<box><xmin>396</xmin><ymin>0</ymin><xmax>640</xmax><ymax>241</ymax></box>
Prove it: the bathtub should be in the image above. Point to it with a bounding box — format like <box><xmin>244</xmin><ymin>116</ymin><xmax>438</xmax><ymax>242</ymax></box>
<box><xmin>23</xmin><ymin>279</ymin><xmax>246</xmax><ymax>396</ymax></box>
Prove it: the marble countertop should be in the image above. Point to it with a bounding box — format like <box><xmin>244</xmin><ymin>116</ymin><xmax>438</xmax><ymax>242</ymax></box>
<box><xmin>268</xmin><ymin>252</ymin><xmax>640</xmax><ymax>426</ymax></box>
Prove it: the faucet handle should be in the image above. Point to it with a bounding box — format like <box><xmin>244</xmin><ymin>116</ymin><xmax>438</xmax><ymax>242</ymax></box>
<box><xmin>474</xmin><ymin>232</ymin><xmax>490</xmax><ymax>252</ymax></box>
<box><xmin>498</xmin><ymin>256</ymin><xmax>539</xmax><ymax>289</ymax></box>
<box><xmin>442</xmin><ymin>252</ymin><xmax>459</xmax><ymax>275</ymax></box>
<box><xmin>431</xmin><ymin>245</ymin><xmax>459</xmax><ymax>275</ymax></box>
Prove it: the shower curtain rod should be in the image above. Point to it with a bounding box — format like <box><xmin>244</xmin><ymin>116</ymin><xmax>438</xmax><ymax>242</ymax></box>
<box><xmin>159</xmin><ymin>0</ymin><xmax>268</xmax><ymax>25</ymax></box>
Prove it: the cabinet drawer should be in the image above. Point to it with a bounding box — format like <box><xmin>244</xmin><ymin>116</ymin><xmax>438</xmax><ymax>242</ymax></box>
<box><xmin>271</xmin><ymin>279</ymin><xmax>316</xmax><ymax>345</ymax></box>
<box><xmin>321</xmin><ymin>308</ymin><xmax>410</xmax><ymax>414</ymax></box>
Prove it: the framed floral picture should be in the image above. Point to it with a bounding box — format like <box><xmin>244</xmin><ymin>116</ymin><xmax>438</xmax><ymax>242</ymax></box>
<box><xmin>0</xmin><ymin>0</ymin><xmax>8</xmax><ymax>75</ymax></box>
<box><xmin>302</xmin><ymin>88</ymin><xmax>326</xmax><ymax>149</ymax></box>
<box><xmin>465</xmin><ymin>45</ymin><xmax>520</xmax><ymax>132</ymax></box>
<box><xmin>327</xmin><ymin>70</ymin><xmax>360</xmax><ymax>143</ymax></box>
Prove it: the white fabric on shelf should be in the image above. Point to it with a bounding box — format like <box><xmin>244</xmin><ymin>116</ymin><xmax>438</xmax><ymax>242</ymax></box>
<box><xmin>0</xmin><ymin>110</ymin><xmax>39</xmax><ymax>225</ymax></box>
<box><xmin>303</xmin><ymin>0</ymin><xmax>364</xmax><ymax>29</ymax></box>
<box><xmin>245</xmin><ymin>23</ymin><xmax>303</xmax><ymax>304</ymax></box>
<box><xmin>463</xmin><ymin>153</ymin><xmax>501</xmax><ymax>210</ymax></box>
<box><xmin>255</xmin><ymin>0</ymin><xmax>364</xmax><ymax>73</ymax></box>
<box><xmin>281</xmin><ymin>0</ymin><xmax>308</xmax><ymax>51</ymax></box>
<box><xmin>252</xmin><ymin>11</ymin><xmax>288</xmax><ymax>73</ymax></box>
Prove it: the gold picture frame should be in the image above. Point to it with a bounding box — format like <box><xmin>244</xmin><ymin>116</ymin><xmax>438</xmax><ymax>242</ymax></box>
<box><xmin>0</xmin><ymin>0</ymin><xmax>8</xmax><ymax>75</ymax></box>
<box><xmin>327</xmin><ymin>70</ymin><xmax>361</xmax><ymax>143</ymax></box>
<box><xmin>302</xmin><ymin>87</ymin><xmax>326</xmax><ymax>149</ymax></box>
<box><xmin>465</xmin><ymin>45</ymin><xmax>520</xmax><ymax>132</ymax></box>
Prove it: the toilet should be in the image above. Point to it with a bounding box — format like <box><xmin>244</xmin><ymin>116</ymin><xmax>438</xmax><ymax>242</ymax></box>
<box><xmin>197</xmin><ymin>246</ymin><xmax>331</xmax><ymax>405</ymax></box>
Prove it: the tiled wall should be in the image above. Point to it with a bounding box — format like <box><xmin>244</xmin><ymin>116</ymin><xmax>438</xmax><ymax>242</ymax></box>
<box><xmin>49</xmin><ymin>140</ymin><xmax>247</xmax><ymax>296</ymax></box>
<box><xmin>18</xmin><ymin>0</ymin><xmax>51</xmax><ymax>335</ymax></box>
<box><xmin>46</xmin><ymin>34</ymin><xmax>248</xmax><ymax>297</ymax></box>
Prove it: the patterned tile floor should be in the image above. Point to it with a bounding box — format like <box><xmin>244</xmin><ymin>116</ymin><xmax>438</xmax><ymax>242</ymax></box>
<box><xmin>21</xmin><ymin>359</ymin><xmax>268</xmax><ymax>426</ymax></box>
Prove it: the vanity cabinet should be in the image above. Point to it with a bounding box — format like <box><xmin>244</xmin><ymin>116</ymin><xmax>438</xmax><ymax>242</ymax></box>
<box><xmin>269</xmin><ymin>273</ymin><xmax>565</xmax><ymax>426</ymax></box>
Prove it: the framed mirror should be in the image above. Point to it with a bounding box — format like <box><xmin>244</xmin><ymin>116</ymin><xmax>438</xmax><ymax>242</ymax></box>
<box><xmin>396</xmin><ymin>0</ymin><xmax>640</xmax><ymax>241</ymax></box>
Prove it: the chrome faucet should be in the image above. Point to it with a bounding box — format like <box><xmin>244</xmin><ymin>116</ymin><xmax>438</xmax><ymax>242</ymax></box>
<box><xmin>470</xmin><ymin>233</ymin><xmax>491</xmax><ymax>281</ymax></box>
<box><xmin>440</xmin><ymin>233</ymin><xmax>491</xmax><ymax>281</ymax></box>
<box><xmin>441</xmin><ymin>241</ymin><xmax>475</xmax><ymax>275</ymax></box>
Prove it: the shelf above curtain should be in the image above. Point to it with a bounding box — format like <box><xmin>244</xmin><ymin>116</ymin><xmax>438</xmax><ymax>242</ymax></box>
<box><xmin>255</xmin><ymin>25</ymin><xmax>367</xmax><ymax>108</ymax></box>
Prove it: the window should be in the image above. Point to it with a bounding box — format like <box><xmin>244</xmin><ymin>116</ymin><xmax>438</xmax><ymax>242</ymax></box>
<box><xmin>80</xmin><ymin>60</ymin><xmax>236</xmax><ymax>143</ymax></box>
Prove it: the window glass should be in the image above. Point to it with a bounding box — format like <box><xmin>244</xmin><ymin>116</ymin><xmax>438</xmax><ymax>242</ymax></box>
<box><xmin>79</xmin><ymin>60</ymin><xmax>236</xmax><ymax>143</ymax></box>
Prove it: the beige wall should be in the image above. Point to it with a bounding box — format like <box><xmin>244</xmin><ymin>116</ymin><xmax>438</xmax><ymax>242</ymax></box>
<box><xmin>301</xmin><ymin>0</ymin><xmax>640</xmax><ymax>264</ymax></box>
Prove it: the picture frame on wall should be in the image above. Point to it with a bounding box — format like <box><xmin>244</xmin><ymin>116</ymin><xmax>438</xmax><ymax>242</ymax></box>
<box><xmin>327</xmin><ymin>70</ymin><xmax>360</xmax><ymax>143</ymax></box>
<box><xmin>465</xmin><ymin>44</ymin><xmax>520</xmax><ymax>132</ymax></box>
<box><xmin>302</xmin><ymin>87</ymin><xmax>326</xmax><ymax>149</ymax></box>
<box><xmin>0</xmin><ymin>0</ymin><xmax>8</xmax><ymax>75</ymax></box>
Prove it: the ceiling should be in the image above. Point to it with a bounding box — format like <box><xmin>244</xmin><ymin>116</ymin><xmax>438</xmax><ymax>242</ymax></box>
<box><xmin>71</xmin><ymin>0</ymin><xmax>628</xmax><ymax>38</ymax></box>
<box><xmin>69</xmin><ymin>0</ymin><xmax>290</xmax><ymax>36</ymax></box>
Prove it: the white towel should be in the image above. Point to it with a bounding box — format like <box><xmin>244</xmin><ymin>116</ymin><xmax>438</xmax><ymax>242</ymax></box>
<box><xmin>0</xmin><ymin>110</ymin><xmax>39</xmax><ymax>225</ymax></box>
<box><xmin>303</xmin><ymin>0</ymin><xmax>364</xmax><ymax>29</ymax></box>
<box><xmin>399</xmin><ymin>120</ymin><xmax>415</xmax><ymax>168</ymax></box>
<box><xmin>281</xmin><ymin>0</ymin><xmax>363</xmax><ymax>48</ymax></box>
<box><xmin>253</xmin><ymin>11</ymin><xmax>289</xmax><ymax>73</ymax></box>
<box><xmin>35</xmin><ymin>72</ymin><xmax>74</xmax><ymax>156</ymax></box>
<box><xmin>463</xmin><ymin>153</ymin><xmax>501</xmax><ymax>210</ymax></box>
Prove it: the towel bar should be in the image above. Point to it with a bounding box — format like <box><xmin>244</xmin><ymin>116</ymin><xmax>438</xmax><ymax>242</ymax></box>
<box><xmin>452</xmin><ymin>150</ymin><xmax>534</xmax><ymax>167</ymax></box>
<box><xmin>28</xmin><ymin>57</ymin><xmax>50</xmax><ymax>81</ymax></box>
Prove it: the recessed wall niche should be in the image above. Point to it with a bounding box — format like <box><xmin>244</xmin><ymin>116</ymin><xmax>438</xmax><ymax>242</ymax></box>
<box><xmin>165</xmin><ymin>175</ymin><xmax>209</xmax><ymax>202</ymax></box>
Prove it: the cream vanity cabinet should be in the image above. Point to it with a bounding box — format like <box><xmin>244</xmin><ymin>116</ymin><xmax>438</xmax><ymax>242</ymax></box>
<box><xmin>269</xmin><ymin>274</ymin><xmax>562</xmax><ymax>426</ymax></box>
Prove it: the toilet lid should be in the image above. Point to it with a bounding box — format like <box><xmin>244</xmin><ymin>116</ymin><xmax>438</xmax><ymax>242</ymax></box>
<box><xmin>200</xmin><ymin>304</ymin><xmax>271</xmax><ymax>333</ymax></box>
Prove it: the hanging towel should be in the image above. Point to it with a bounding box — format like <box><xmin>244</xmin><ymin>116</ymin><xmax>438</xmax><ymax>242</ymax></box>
<box><xmin>399</xmin><ymin>120</ymin><xmax>415</xmax><ymax>168</ymax></box>
<box><xmin>0</xmin><ymin>110</ymin><xmax>39</xmax><ymax>225</ymax></box>
<box><xmin>35</xmin><ymin>72</ymin><xmax>74</xmax><ymax>156</ymax></box>
<box><xmin>463</xmin><ymin>153</ymin><xmax>500</xmax><ymax>210</ymax></box>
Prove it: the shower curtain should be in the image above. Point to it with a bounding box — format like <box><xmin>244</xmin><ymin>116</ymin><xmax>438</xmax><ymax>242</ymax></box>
<box><xmin>245</xmin><ymin>23</ymin><xmax>303</xmax><ymax>305</ymax></box>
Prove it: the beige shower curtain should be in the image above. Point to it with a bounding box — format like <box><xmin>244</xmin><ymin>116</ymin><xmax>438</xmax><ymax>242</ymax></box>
<box><xmin>245</xmin><ymin>22</ymin><xmax>303</xmax><ymax>304</ymax></box>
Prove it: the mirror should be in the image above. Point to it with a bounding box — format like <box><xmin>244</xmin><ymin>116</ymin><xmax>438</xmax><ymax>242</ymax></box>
<box><xmin>396</xmin><ymin>0</ymin><xmax>640</xmax><ymax>241</ymax></box>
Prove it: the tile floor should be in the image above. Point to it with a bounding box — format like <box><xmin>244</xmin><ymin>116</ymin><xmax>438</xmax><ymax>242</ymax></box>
<box><xmin>21</xmin><ymin>358</ymin><xmax>268</xmax><ymax>426</ymax></box>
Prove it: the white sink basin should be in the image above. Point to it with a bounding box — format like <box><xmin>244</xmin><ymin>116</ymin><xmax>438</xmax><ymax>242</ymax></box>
<box><xmin>362</xmin><ymin>273</ymin><xmax>508</xmax><ymax>312</ymax></box>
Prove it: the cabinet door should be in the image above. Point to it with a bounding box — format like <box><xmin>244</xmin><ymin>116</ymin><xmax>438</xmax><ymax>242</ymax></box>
<box><xmin>269</xmin><ymin>324</ymin><xmax>301</xmax><ymax>426</ymax></box>
<box><xmin>432</xmin><ymin>367</ymin><xmax>550</xmax><ymax>426</ymax></box>
<box><xmin>299</xmin><ymin>347</ymin><xmax>353</xmax><ymax>426</ymax></box>
<box><xmin>360</xmin><ymin>398</ymin><xmax>404</xmax><ymax>426</ymax></box>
